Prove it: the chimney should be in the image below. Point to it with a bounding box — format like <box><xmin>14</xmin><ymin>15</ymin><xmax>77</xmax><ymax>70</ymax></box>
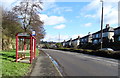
<box><xmin>78</xmin><ymin>36</ymin><xmax>80</xmax><ymax>39</ymax></box>
<box><xmin>106</xmin><ymin>24</ymin><xmax>110</xmax><ymax>28</ymax></box>
<box><xmin>88</xmin><ymin>32</ymin><xmax>91</xmax><ymax>35</ymax></box>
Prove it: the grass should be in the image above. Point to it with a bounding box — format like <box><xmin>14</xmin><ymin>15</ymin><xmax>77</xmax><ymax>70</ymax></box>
<box><xmin>0</xmin><ymin>48</ymin><xmax>40</xmax><ymax>77</ymax></box>
<box><xmin>0</xmin><ymin>50</ymin><xmax>30</xmax><ymax>77</ymax></box>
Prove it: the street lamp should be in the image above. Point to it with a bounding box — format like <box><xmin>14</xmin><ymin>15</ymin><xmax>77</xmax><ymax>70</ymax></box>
<box><xmin>100</xmin><ymin>0</ymin><xmax>104</xmax><ymax>49</ymax></box>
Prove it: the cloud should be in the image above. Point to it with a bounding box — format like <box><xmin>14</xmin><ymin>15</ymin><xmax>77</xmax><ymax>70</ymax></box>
<box><xmin>84</xmin><ymin>14</ymin><xmax>96</xmax><ymax>18</ymax></box>
<box><xmin>65</xmin><ymin>8</ymin><xmax>73</xmax><ymax>12</ymax></box>
<box><xmin>1</xmin><ymin>0</ymin><xmax>18</xmax><ymax>9</ymax></box>
<box><xmin>43</xmin><ymin>34</ymin><xmax>85</xmax><ymax>42</ymax></box>
<box><xmin>42</xmin><ymin>0</ymin><xmax>119</xmax><ymax>2</ymax></box>
<box><xmin>39</xmin><ymin>14</ymin><xmax>66</xmax><ymax>25</ymax></box>
<box><xmin>43</xmin><ymin>34</ymin><xmax>70</xmax><ymax>42</ymax></box>
<box><xmin>76</xmin><ymin>16</ymin><xmax>80</xmax><ymax>18</ymax></box>
<box><xmin>71</xmin><ymin>34</ymin><xmax>84</xmax><ymax>39</ymax></box>
<box><xmin>103</xmin><ymin>3</ymin><xmax>118</xmax><ymax>25</ymax></box>
<box><xmin>84</xmin><ymin>23</ymin><xmax>92</xmax><ymax>27</ymax></box>
<box><xmin>81</xmin><ymin>0</ymin><xmax>118</xmax><ymax>26</ymax></box>
<box><xmin>1</xmin><ymin>0</ymin><xmax>16</xmax><ymax>3</ymax></box>
<box><xmin>81</xmin><ymin>0</ymin><xmax>100</xmax><ymax>12</ymax></box>
<box><xmin>48</xmin><ymin>6</ymin><xmax>73</xmax><ymax>15</ymax></box>
<box><xmin>53</xmin><ymin>24</ymin><xmax>66</xmax><ymax>29</ymax></box>
<box><xmin>42</xmin><ymin>0</ymin><xmax>56</xmax><ymax>11</ymax></box>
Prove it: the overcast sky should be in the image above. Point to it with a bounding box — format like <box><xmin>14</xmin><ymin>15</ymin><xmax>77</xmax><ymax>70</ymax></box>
<box><xmin>1</xmin><ymin>0</ymin><xmax>119</xmax><ymax>42</ymax></box>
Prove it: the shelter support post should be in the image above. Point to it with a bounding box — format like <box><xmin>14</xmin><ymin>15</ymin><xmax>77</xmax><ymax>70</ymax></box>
<box><xmin>34</xmin><ymin>38</ymin><xmax>36</xmax><ymax>59</ymax></box>
<box><xmin>30</xmin><ymin>36</ymin><xmax>33</xmax><ymax>64</ymax></box>
<box><xmin>16</xmin><ymin>35</ymin><xmax>18</xmax><ymax>62</ymax></box>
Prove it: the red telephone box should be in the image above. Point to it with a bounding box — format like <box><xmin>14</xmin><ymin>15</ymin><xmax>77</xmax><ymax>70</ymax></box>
<box><xmin>16</xmin><ymin>33</ymin><xmax>36</xmax><ymax>64</ymax></box>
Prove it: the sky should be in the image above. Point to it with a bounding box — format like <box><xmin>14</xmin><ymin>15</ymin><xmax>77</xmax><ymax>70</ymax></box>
<box><xmin>1</xmin><ymin>0</ymin><xmax>119</xmax><ymax>42</ymax></box>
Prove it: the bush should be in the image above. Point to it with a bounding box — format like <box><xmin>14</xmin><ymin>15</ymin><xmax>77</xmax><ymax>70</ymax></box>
<box><xmin>112</xmin><ymin>51</ymin><xmax>120</xmax><ymax>59</ymax></box>
<box><xmin>43</xmin><ymin>43</ymin><xmax>50</xmax><ymax>49</ymax></box>
<box><xmin>56</xmin><ymin>43</ymin><xmax>63</xmax><ymax>48</ymax></box>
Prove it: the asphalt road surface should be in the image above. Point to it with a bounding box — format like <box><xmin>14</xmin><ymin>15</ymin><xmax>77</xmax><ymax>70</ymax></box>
<box><xmin>42</xmin><ymin>49</ymin><xmax>119</xmax><ymax>76</ymax></box>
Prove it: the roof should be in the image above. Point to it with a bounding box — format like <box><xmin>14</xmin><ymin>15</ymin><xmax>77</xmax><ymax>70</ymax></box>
<box><xmin>114</xmin><ymin>26</ymin><xmax>120</xmax><ymax>30</ymax></box>
<box><xmin>92</xmin><ymin>27</ymin><xmax>114</xmax><ymax>35</ymax></box>
<box><xmin>80</xmin><ymin>34</ymin><xmax>92</xmax><ymax>39</ymax></box>
<box><xmin>72</xmin><ymin>37</ymin><xmax>80</xmax><ymax>41</ymax></box>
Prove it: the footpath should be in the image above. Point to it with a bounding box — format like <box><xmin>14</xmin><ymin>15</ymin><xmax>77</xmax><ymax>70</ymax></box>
<box><xmin>28</xmin><ymin>50</ymin><xmax>61</xmax><ymax>77</ymax></box>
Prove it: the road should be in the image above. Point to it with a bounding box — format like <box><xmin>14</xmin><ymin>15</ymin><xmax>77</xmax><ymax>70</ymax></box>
<box><xmin>42</xmin><ymin>49</ymin><xmax>119</xmax><ymax>76</ymax></box>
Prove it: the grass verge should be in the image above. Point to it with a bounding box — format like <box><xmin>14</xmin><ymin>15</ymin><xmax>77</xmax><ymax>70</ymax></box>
<box><xmin>0</xmin><ymin>48</ymin><xmax>40</xmax><ymax>77</ymax></box>
<box><xmin>54</xmin><ymin>48</ymin><xmax>120</xmax><ymax>60</ymax></box>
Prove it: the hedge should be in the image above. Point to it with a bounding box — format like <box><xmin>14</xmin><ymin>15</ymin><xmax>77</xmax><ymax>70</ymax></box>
<box><xmin>54</xmin><ymin>48</ymin><xmax>120</xmax><ymax>60</ymax></box>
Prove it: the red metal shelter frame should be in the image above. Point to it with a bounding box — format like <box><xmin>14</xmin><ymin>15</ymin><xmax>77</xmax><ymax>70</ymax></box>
<box><xmin>16</xmin><ymin>33</ymin><xmax>36</xmax><ymax>64</ymax></box>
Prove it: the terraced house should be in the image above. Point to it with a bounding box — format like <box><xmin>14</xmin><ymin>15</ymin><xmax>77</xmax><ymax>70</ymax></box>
<box><xmin>114</xmin><ymin>26</ymin><xmax>120</xmax><ymax>42</ymax></box>
<box><xmin>61</xmin><ymin>24</ymin><xmax>119</xmax><ymax>50</ymax></box>
<box><xmin>80</xmin><ymin>33</ymin><xmax>92</xmax><ymax>45</ymax></box>
<box><xmin>62</xmin><ymin>40</ymin><xmax>66</xmax><ymax>47</ymax></box>
<box><xmin>71</xmin><ymin>36</ymin><xmax>80</xmax><ymax>48</ymax></box>
<box><xmin>92</xmin><ymin>24</ymin><xmax>114</xmax><ymax>44</ymax></box>
<box><xmin>64</xmin><ymin>38</ymin><xmax>72</xmax><ymax>48</ymax></box>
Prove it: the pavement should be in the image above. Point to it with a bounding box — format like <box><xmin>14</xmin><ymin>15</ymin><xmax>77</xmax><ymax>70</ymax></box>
<box><xmin>42</xmin><ymin>49</ymin><xmax>119</xmax><ymax>77</ymax></box>
<box><xmin>27</xmin><ymin>50</ymin><xmax>61</xmax><ymax>77</ymax></box>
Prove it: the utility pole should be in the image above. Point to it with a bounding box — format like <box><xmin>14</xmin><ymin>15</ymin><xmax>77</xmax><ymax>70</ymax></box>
<box><xmin>100</xmin><ymin>0</ymin><xmax>104</xmax><ymax>49</ymax></box>
<box><xmin>58</xmin><ymin>33</ymin><xmax>60</xmax><ymax>43</ymax></box>
<box><xmin>118</xmin><ymin>1</ymin><xmax>120</xmax><ymax>26</ymax></box>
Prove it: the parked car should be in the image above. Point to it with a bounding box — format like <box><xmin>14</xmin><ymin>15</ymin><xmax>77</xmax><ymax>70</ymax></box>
<box><xmin>99</xmin><ymin>48</ymin><xmax>114</xmax><ymax>51</ymax></box>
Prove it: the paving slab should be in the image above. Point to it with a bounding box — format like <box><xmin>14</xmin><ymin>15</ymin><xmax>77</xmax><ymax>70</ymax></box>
<box><xmin>28</xmin><ymin>51</ymin><xmax>61</xmax><ymax>77</ymax></box>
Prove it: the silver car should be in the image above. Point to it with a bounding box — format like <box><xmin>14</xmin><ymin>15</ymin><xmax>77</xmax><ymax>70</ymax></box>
<box><xmin>100</xmin><ymin>48</ymin><xmax>114</xmax><ymax>51</ymax></box>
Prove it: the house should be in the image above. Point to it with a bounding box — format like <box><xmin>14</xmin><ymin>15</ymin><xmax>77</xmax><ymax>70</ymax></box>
<box><xmin>71</xmin><ymin>36</ymin><xmax>80</xmax><ymax>47</ymax></box>
<box><xmin>92</xmin><ymin>30</ymin><xmax>102</xmax><ymax>44</ymax></box>
<box><xmin>62</xmin><ymin>40</ymin><xmax>66</xmax><ymax>47</ymax></box>
<box><xmin>64</xmin><ymin>38</ymin><xmax>72</xmax><ymax>47</ymax></box>
<box><xmin>114</xmin><ymin>26</ymin><xmax>120</xmax><ymax>42</ymax></box>
<box><xmin>80</xmin><ymin>33</ymin><xmax>92</xmax><ymax>45</ymax></box>
<box><xmin>92</xmin><ymin>24</ymin><xmax>114</xmax><ymax>44</ymax></box>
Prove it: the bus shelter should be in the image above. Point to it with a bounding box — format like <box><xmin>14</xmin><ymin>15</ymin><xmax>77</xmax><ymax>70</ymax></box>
<box><xmin>16</xmin><ymin>33</ymin><xmax>36</xmax><ymax>64</ymax></box>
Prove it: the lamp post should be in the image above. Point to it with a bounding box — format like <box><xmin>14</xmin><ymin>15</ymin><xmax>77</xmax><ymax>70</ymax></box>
<box><xmin>100</xmin><ymin>0</ymin><xmax>104</xmax><ymax>49</ymax></box>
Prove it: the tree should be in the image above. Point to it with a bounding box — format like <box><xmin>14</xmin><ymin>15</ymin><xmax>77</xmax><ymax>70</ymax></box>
<box><xmin>2</xmin><ymin>9</ymin><xmax>24</xmax><ymax>50</ymax></box>
<box><xmin>12</xmin><ymin>0</ymin><xmax>45</xmax><ymax>43</ymax></box>
<box><xmin>0</xmin><ymin>6</ymin><xmax>2</xmax><ymax>51</ymax></box>
<box><xmin>2</xmin><ymin>10</ymin><xmax>23</xmax><ymax>38</ymax></box>
<box><xmin>29</xmin><ymin>12</ymin><xmax>45</xmax><ymax>43</ymax></box>
<box><xmin>12</xmin><ymin>0</ymin><xmax>43</xmax><ymax>32</ymax></box>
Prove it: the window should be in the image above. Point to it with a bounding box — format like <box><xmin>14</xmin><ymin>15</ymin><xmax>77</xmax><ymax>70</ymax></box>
<box><xmin>81</xmin><ymin>39</ymin><xmax>83</xmax><ymax>42</ymax></box>
<box><xmin>118</xmin><ymin>36</ymin><xmax>120</xmax><ymax>41</ymax></box>
<box><xmin>96</xmin><ymin>34</ymin><xmax>99</xmax><ymax>38</ymax></box>
<box><xmin>93</xmin><ymin>35</ymin><xmax>95</xmax><ymax>38</ymax></box>
<box><xmin>103</xmin><ymin>32</ymin><xmax>108</xmax><ymax>37</ymax></box>
<box><xmin>85</xmin><ymin>38</ymin><xmax>87</xmax><ymax>41</ymax></box>
<box><xmin>93</xmin><ymin>39</ymin><xmax>98</xmax><ymax>44</ymax></box>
